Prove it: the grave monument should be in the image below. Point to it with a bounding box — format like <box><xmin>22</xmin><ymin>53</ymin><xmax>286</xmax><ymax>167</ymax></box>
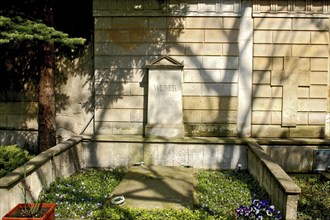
<box><xmin>145</xmin><ymin>56</ymin><xmax>184</xmax><ymax>138</ymax></box>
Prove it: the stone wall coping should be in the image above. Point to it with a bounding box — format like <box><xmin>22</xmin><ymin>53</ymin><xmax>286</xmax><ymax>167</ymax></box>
<box><xmin>85</xmin><ymin>135</ymin><xmax>330</xmax><ymax>146</ymax></box>
<box><xmin>83</xmin><ymin>135</ymin><xmax>249</xmax><ymax>145</ymax></box>
<box><xmin>0</xmin><ymin>136</ymin><xmax>83</xmax><ymax>189</ymax></box>
<box><xmin>246</xmin><ymin>139</ymin><xmax>301</xmax><ymax>194</ymax></box>
<box><xmin>254</xmin><ymin>138</ymin><xmax>330</xmax><ymax>146</ymax></box>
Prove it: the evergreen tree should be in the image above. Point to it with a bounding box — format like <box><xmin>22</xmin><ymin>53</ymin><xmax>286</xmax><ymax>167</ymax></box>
<box><xmin>0</xmin><ymin>1</ymin><xmax>86</xmax><ymax>153</ymax></box>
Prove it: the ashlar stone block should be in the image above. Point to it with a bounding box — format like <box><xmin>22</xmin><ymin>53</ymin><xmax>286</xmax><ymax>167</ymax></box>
<box><xmin>253</xmin><ymin>71</ymin><xmax>271</xmax><ymax>84</ymax></box>
<box><xmin>253</xmin><ymin>57</ymin><xmax>272</xmax><ymax>70</ymax></box>
<box><xmin>311</xmin><ymin>31</ymin><xmax>329</xmax><ymax>44</ymax></box>
<box><xmin>309</xmin><ymin>112</ymin><xmax>326</xmax><ymax>125</ymax></box>
<box><xmin>292</xmin><ymin>45</ymin><xmax>328</xmax><ymax>58</ymax></box>
<box><xmin>254</xmin><ymin>18</ymin><xmax>291</xmax><ymax>30</ymax></box>
<box><xmin>293</xmin><ymin>18</ymin><xmax>329</xmax><ymax>31</ymax></box>
<box><xmin>310</xmin><ymin>72</ymin><xmax>328</xmax><ymax>84</ymax></box>
<box><xmin>254</xmin><ymin>44</ymin><xmax>291</xmax><ymax>57</ymax></box>
<box><xmin>254</xmin><ymin>31</ymin><xmax>272</xmax><ymax>43</ymax></box>
<box><xmin>310</xmin><ymin>85</ymin><xmax>328</xmax><ymax>98</ymax></box>
<box><xmin>311</xmin><ymin>58</ymin><xmax>328</xmax><ymax>71</ymax></box>
<box><xmin>252</xmin><ymin>111</ymin><xmax>271</xmax><ymax>124</ymax></box>
<box><xmin>186</xmin><ymin>17</ymin><xmax>222</xmax><ymax>29</ymax></box>
<box><xmin>223</xmin><ymin>17</ymin><xmax>240</xmax><ymax>29</ymax></box>
<box><xmin>273</xmin><ymin>31</ymin><xmax>310</xmax><ymax>44</ymax></box>
<box><xmin>253</xmin><ymin>85</ymin><xmax>271</xmax><ymax>97</ymax></box>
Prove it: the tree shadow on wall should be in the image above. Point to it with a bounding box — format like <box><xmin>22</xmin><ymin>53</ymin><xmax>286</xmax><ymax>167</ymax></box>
<box><xmin>92</xmin><ymin>3</ymin><xmax>188</xmax><ymax>136</ymax></box>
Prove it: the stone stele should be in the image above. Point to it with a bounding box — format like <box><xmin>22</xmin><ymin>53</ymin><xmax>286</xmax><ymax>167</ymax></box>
<box><xmin>145</xmin><ymin>55</ymin><xmax>184</xmax><ymax>138</ymax></box>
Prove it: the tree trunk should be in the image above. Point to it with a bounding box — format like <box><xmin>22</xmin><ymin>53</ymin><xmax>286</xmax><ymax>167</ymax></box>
<box><xmin>38</xmin><ymin>0</ymin><xmax>56</xmax><ymax>153</ymax></box>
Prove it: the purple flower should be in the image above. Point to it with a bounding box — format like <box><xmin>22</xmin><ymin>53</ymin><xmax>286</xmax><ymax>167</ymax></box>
<box><xmin>236</xmin><ymin>198</ymin><xmax>282</xmax><ymax>219</ymax></box>
<box><xmin>261</xmin><ymin>199</ymin><xmax>269</xmax><ymax>208</ymax></box>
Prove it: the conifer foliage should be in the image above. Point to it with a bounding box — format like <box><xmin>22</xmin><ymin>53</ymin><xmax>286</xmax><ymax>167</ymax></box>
<box><xmin>0</xmin><ymin>0</ymin><xmax>87</xmax><ymax>153</ymax></box>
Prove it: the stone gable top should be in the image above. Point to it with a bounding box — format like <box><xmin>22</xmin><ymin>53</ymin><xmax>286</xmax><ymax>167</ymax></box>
<box><xmin>147</xmin><ymin>55</ymin><xmax>184</xmax><ymax>69</ymax></box>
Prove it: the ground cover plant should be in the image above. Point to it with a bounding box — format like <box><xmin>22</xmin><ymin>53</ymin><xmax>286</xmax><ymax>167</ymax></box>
<box><xmin>40</xmin><ymin>168</ymin><xmax>273</xmax><ymax>219</ymax></box>
<box><xmin>291</xmin><ymin>174</ymin><xmax>330</xmax><ymax>220</ymax></box>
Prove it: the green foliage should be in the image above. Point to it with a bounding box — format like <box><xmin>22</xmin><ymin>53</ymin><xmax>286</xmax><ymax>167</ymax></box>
<box><xmin>0</xmin><ymin>15</ymin><xmax>85</xmax><ymax>50</ymax></box>
<box><xmin>196</xmin><ymin>170</ymin><xmax>269</xmax><ymax>219</ymax></box>
<box><xmin>92</xmin><ymin>206</ymin><xmax>220</xmax><ymax>220</ymax></box>
<box><xmin>0</xmin><ymin>145</ymin><xmax>33</xmax><ymax>178</ymax></box>
<box><xmin>40</xmin><ymin>169</ymin><xmax>126</xmax><ymax>219</ymax></box>
<box><xmin>40</xmin><ymin>169</ymin><xmax>268</xmax><ymax>219</ymax></box>
<box><xmin>291</xmin><ymin>174</ymin><xmax>330</xmax><ymax>220</ymax></box>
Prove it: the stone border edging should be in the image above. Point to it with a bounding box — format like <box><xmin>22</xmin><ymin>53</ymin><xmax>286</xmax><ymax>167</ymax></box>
<box><xmin>0</xmin><ymin>136</ymin><xmax>307</xmax><ymax>219</ymax></box>
<box><xmin>0</xmin><ymin>136</ymin><xmax>83</xmax><ymax>188</ymax></box>
<box><xmin>246</xmin><ymin>139</ymin><xmax>301</xmax><ymax>220</ymax></box>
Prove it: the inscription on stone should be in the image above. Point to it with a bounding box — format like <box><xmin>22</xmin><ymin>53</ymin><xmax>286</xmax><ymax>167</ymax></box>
<box><xmin>148</xmin><ymin>70</ymin><xmax>182</xmax><ymax>125</ymax></box>
<box><xmin>154</xmin><ymin>85</ymin><xmax>177</xmax><ymax>92</ymax></box>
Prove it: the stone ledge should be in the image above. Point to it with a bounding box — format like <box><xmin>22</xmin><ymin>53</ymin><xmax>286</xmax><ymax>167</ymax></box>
<box><xmin>0</xmin><ymin>136</ymin><xmax>83</xmax><ymax>188</ymax></box>
<box><xmin>83</xmin><ymin>135</ymin><xmax>249</xmax><ymax>145</ymax></box>
<box><xmin>246</xmin><ymin>139</ymin><xmax>301</xmax><ymax>194</ymax></box>
<box><xmin>84</xmin><ymin>135</ymin><xmax>330</xmax><ymax>146</ymax></box>
<box><xmin>254</xmin><ymin>138</ymin><xmax>330</xmax><ymax>146</ymax></box>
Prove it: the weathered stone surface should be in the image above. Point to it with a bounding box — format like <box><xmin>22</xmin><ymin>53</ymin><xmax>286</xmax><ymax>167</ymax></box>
<box><xmin>205</xmin><ymin>30</ymin><xmax>238</xmax><ymax>42</ymax></box>
<box><xmin>298</xmin><ymin>99</ymin><xmax>327</xmax><ymax>111</ymax></box>
<box><xmin>252</xmin><ymin>111</ymin><xmax>271</xmax><ymax>124</ymax></box>
<box><xmin>310</xmin><ymin>85</ymin><xmax>328</xmax><ymax>98</ymax></box>
<box><xmin>109</xmin><ymin>165</ymin><xmax>196</xmax><ymax>209</ymax></box>
<box><xmin>201</xmin><ymin>110</ymin><xmax>237</xmax><ymax>123</ymax></box>
<box><xmin>254</xmin><ymin>44</ymin><xmax>291</xmax><ymax>57</ymax></box>
<box><xmin>273</xmin><ymin>31</ymin><xmax>310</xmax><ymax>44</ymax></box>
<box><xmin>185</xmin><ymin>124</ymin><xmax>237</xmax><ymax>137</ymax></box>
<box><xmin>254</xmin><ymin>18</ymin><xmax>292</xmax><ymax>30</ymax></box>
<box><xmin>252</xmin><ymin>98</ymin><xmax>282</xmax><ymax>111</ymax></box>
<box><xmin>183</xmin><ymin>97</ymin><xmax>238</xmax><ymax>110</ymax></box>
<box><xmin>270</xmin><ymin>57</ymin><xmax>311</xmax><ymax>127</ymax></box>
<box><xmin>183</xmin><ymin>110</ymin><xmax>201</xmax><ymax>123</ymax></box>
<box><xmin>289</xmin><ymin>126</ymin><xmax>324</xmax><ymax>138</ymax></box>
<box><xmin>253</xmin><ymin>57</ymin><xmax>273</xmax><ymax>70</ymax></box>
<box><xmin>254</xmin><ymin>31</ymin><xmax>272</xmax><ymax>43</ymax></box>
<box><xmin>292</xmin><ymin>45</ymin><xmax>328</xmax><ymax>57</ymax></box>
<box><xmin>310</xmin><ymin>71</ymin><xmax>328</xmax><ymax>84</ymax></box>
<box><xmin>186</xmin><ymin>17</ymin><xmax>222</xmax><ymax>29</ymax></box>
<box><xmin>253</xmin><ymin>71</ymin><xmax>271</xmax><ymax>84</ymax></box>
<box><xmin>293</xmin><ymin>18</ymin><xmax>329</xmax><ymax>31</ymax></box>
<box><xmin>252</xmin><ymin>125</ymin><xmax>289</xmax><ymax>138</ymax></box>
<box><xmin>252</xmin><ymin>85</ymin><xmax>271</xmax><ymax>97</ymax></box>
<box><xmin>311</xmin><ymin>58</ymin><xmax>328</xmax><ymax>71</ymax></box>
<box><xmin>311</xmin><ymin>31</ymin><xmax>329</xmax><ymax>44</ymax></box>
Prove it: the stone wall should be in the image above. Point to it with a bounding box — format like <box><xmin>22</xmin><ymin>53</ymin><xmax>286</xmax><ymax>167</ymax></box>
<box><xmin>252</xmin><ymin>1</ymin><xmax>330</xmax><ymax>138</ymax></box>
<box><xmin>93</xmin><ymin>0</ymin><xmax>330</xmax><ymax>138</ymax></box>
<box><xmin>93</xmin><ymin>0</ymin><xmax>242</xmax><ymax>136</ymax></box>
<box><xmin>84</xmin><ymin>136</ymin><xmax>247</xmax><ymax>169</ymax></box>
<box><xmin>1</xmin><ymin>0</ymin><xmax>330</xmax><ymax>143</ymax></box>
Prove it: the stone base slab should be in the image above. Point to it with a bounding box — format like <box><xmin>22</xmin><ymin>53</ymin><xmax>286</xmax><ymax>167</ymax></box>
<box><xmin>109</xmin><ymin>165</ymin><xmax>195</xmax><ymax>209</ymax></box>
